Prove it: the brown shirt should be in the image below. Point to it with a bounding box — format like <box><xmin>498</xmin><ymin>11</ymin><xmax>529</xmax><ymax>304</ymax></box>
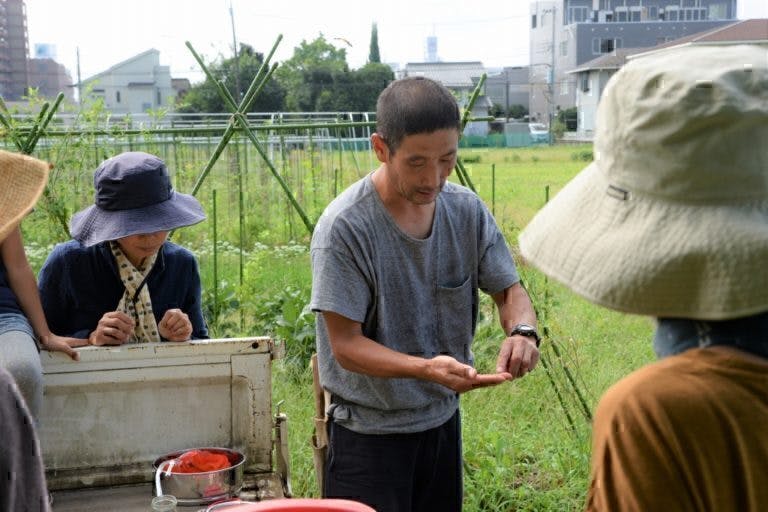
<box><xmin>586</xmin><ymin>348</ymin><xmax>768</xmax><ymax>511</ymax></box>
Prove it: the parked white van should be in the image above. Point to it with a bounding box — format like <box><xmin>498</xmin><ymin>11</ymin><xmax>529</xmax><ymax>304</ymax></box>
<box><xmin>529</xmin><ymin>123</ymin><xmax>550</xmax><ymax>144</ymax></box>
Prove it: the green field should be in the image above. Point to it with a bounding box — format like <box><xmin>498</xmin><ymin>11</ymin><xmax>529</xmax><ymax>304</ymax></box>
<box><xmin>19</xmin><ymin>137</ymin><xmax>655</xmax><ymax>511</ymax></box>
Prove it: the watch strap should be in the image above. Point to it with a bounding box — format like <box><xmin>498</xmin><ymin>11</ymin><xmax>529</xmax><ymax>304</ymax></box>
<box><xmin>508</xmin><ymin>323</ymin><xmax>541</xmax><ymax>347</ymax></box>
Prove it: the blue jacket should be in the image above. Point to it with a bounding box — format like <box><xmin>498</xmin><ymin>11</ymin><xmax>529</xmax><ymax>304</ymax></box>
<box><xmin>38</xmin><ymin>240</ymin><xmax>209</xmax><ymax>340</ymax></box>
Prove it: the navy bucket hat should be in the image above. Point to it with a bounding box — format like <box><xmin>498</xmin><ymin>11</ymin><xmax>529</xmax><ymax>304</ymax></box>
<box><xmin>70</xmin><ymin>152</ymin><xmax>206</xmax><ymax>246</ymax></box>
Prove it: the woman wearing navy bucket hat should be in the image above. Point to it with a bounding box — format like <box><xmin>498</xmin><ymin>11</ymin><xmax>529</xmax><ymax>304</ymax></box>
<box><xmin>39</xmin><ymin>151</ymin><xmax>209</xmax><ymax>345</ymax></box>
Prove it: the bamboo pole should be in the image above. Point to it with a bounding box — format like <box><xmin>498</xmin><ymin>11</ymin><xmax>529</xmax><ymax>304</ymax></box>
<box><xmin>185</xmin><ymin>36</ymin><xmax>281</xmax><ymax>197</ymax></box>
<box><xmin>203</xmin><ymin>57</ymin><xmax>315</xmax><ymax>234</ymax></box>
<box><xmin>212</xmin><ymin>189</ymin><xmax>219</xmax><ymax>326</ymax></box>
<box><xmin>454</xmin><ymin>73</ymin><xmax>487</xmax><ymax>193</ymax></box>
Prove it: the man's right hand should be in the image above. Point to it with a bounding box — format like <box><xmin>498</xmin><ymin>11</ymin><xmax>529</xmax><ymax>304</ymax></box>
<box><xmin>88</xmin><ymin>311</ymin><xmax>134</xmax><ymax>346</ymax></box>
<box><xmin>426</xmin><ymin>355</ymin><xmax>512</xmax><ymax>393</ymax></box>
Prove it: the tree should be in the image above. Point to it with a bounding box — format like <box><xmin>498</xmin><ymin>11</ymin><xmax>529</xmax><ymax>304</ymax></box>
<box><xmin>176</xmin><ymin>44</ymin><xmax>285</xmax><ymax>114</ymax></box>
<box><xmin>558</xmin><ymin>106</ymin><xmax>578</xmax><ymax>131</ymax></box>
<box><xmin>369</xmin><ymin>23</ymin><xmax>381</xmax><ymax>64</ymax></box>
<box><xmin>275</xmin><ymin>35</ymin><xmax>349</xmax><ymax>111</ymax></box>
<box><xmin>507</xmin><ymin>104</ymin><xmax>529</xmax><ymax>120</ymax></box>
<box><xmin>349</xmin><ymin>63</ymin><xmax>393</xmax><ymax>111</ymax></box>
<box><xmin>310</xmin><ymin>63</ymin><xmax>392</xmax><ymax>113</ymax></box>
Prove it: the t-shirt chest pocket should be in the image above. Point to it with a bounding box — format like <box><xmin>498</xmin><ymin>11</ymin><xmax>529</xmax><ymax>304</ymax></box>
<box><xmin>435</xmin><ymin>276</ymin><xmax>475</xmax><ymax>363</ymax></box>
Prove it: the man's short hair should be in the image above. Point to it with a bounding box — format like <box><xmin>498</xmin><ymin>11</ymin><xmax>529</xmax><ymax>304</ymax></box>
<box><xmin>375</xmin><ymin>76</ymin><xmax>462</xmax><ymax>154</ymax></box>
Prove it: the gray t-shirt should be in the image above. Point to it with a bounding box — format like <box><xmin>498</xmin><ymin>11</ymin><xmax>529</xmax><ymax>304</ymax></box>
<box><xmin>310</xmin><ymin>174</ymin><xmax>519</xmax><ymax>434</ymax></box>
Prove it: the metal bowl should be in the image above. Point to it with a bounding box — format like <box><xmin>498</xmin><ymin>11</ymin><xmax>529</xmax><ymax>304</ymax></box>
<box><xmin>153</xmin><ymin>447</ymin><xmax>245</xmax><ymax>506</ymax></box>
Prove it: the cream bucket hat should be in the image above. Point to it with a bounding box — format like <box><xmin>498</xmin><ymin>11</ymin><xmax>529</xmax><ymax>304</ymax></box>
<box><xmin>519</xmin><ymin>44</ymin><xmax>768</xmax><ymax>320</ymax></box>
<box><xmin>0</xmin><ymin>150</ymin><xmax>50</xmax><ymax>242</ymax></box>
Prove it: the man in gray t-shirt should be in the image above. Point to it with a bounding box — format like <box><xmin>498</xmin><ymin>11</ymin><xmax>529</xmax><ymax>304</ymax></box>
<box><xmin>310</xmin><ymin>76</ymin><xmax>539</xmax><ymax>512</ymax></box>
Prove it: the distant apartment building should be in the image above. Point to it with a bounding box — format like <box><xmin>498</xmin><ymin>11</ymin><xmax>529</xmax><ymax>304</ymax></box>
<box><xmin>484</xmin><ymin>66</ymin><xmax>531</xmax><ymax>117</ymax></box>
<box><xmin>28</xmin><ymin>57</ymin><xmax>74</xmax><ymax>101</ymax></box>
<box><xmin>171</xmin><ymin>77</ymin><xmax>191</xmax><ymax>102</ymax></box>
<box><xmin>0</xmin><ymin>0</ymin><xmax>30</xmax><ymax>100</ymax></box>
<box><xmin>81</xmin><ymin>49</ymin><xmax>174</xmax><ymax>114</ymax></box>
<box><xmin>529</xmin><ymin>0</ymin><xmax>738</xmax><ymax>124</ymax></box>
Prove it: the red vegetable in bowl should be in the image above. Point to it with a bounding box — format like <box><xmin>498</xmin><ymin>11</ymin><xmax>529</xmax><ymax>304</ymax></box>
<box><xmin>171</xmin><ymin>449</ymin><xmax>231</xmax><ymax>473</ymax></box>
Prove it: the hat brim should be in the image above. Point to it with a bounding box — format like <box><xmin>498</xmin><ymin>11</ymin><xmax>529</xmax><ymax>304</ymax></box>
<box><xmin>518</xmin><ymin>162</ymin><xmax>768</xmax><ymax>320</ymax></box>
<box><xmin>0</xmin><ymin>152</ymin><xmax>49</xmax><ymax>242</ymax></box>
<box><xmin>70</xmin><ymin>191</ymin><xmax>206</xmax><ymax>247</ymax></box>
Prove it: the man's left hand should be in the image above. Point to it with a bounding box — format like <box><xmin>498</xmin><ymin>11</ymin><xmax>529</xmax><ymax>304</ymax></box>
<box><xmin>496</xmin><ymin>335</ymin><xmax>540</xmax><ymax>378</ymax></box>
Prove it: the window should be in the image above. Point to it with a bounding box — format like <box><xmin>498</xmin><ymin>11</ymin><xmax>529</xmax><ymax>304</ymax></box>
<box><xmin>560</xmin><ymin>40</ymin><xmax>569</xmax><ymax>56</ymax></box>
<box><xmin>617</xmin><ymin>9</ymin><xmax>628</xmax><ymax>22</ymax></box>
<box><xmin>116</xmin><ymin>91</ymin><xmax>121</xmax><ymax>103</ymax></box>
<box><xmin>667</xmin><ymin>6</ymin><xmax>679</xmax><ymax>21</ymax></box>
<box><xmin>581</xmin><ymin>73</ymin><xmax>590</xmax><ymax>93</ymax></box>
<box><xmin>594</xmin><ymin>37</ymin><xmax>621</xmax><ymax>54</ymax></box>
<box><xmin>684</xmin><ymin>8</ymin><xmax>706</xmax><ymax>20</ymax></box>
<box><xmin>709</xmin><ymin>3</ymin><xmax>727</xmax><ymax>19</ymax></box>
<box><xmin>568</xmin><ymin>6</ymin><xmax>588</xmax><ymax>23</ymax></box>
<box><xmin>649</xmin><ymin>6</ymin><xmax>658</xmax><ymax>19</ymax></box>
<box><xmin>561</xmin><ymin>79</ymin><xmax>569</xmax><ymax>96</ymax></box>
<box><xmin>532</xmin><ymin>14</ymin><xmax>537</xmax><ymax>28</ymax></box>
<box><xmin>156</xmin><ymin>90</ymin><xmax>161</xmax><ymax>105</ymax></box>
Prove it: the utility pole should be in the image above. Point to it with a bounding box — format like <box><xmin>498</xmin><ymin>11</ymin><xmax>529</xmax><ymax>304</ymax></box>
<box><xmin>504</xmin><ymin>70</ymin><xmax>509</xmax><ymax>121</ymax></box>
<box><xmin>76</xmin><ymin>46</ymin><xmax>82</xmax><ymax>107</ymax></box>
<box><xmin>549</xmin><ymin>3</ymin><xmax>556</xmax><ymax>145</ymax></box>
<box><xmin>230</xmin><ymin>1</ymin><xmax>241</xmax><ymax>103</ymax></box>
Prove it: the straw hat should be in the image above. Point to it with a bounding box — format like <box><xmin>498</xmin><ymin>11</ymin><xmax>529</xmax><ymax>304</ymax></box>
<box><xmin>0</xmin><ymin>150</ymin><xmax>50</xmax><ymax>242</ymax></box>
<box><xmin>70</xmin><ymin>151</ymin><xmax>205</xmax><ymax>246</ymax></box>
<box><xmin>519</xmin><ymin>44</ymin><xmax>768</xmax><ymax>320</ymax></box>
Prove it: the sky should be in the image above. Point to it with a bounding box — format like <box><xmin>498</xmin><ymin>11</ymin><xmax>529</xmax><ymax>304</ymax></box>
<box><xmin>25</xmin><ymin>0</ymin><xmax>768</xmax><ymax>85</ymax></box>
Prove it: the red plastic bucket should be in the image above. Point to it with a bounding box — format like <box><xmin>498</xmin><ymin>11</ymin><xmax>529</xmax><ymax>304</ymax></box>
<box><xmin>205</xmin><ymin>498</ymin><xmax>376</xmax><ymax>512</ymax></box>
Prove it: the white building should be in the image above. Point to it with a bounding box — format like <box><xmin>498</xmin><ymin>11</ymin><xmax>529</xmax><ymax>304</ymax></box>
<box><xmin>399</xmin><ymin>61</ymin><xmax>492</xmax><ymax>136</ymax></box>
<box><xmin>566</xmin><ymin>48</ymin><xmax>640</xmax><ymax>138</ymax></box>
<box><xmin>568</xmin><ymin>19</ymin><xmax>768</xmax><ymax>140</ymax></box>
<box><xmin>81</xmin><ymin>49</ymin><xmax>174</xmax><ymax>114</ymax></box>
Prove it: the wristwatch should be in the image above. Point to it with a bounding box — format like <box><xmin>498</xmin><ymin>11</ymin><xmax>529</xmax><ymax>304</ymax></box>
<box><xmin>508</xmin><ymin>323</ymin><xmax>541</xmax><ymax>347</ymax></box>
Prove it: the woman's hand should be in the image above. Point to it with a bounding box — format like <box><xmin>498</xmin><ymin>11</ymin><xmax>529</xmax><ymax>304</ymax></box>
<box><xmin>89</xmin><ymin>311</ymin><xmax>134</xmax><ymax>346</ymax></box>
<box><xmin>158</xmin><ymin>309</ymin><xmax>193</xmax><ymax>341</ymax></box>
<box><xmin>39</xmin><ymin>333</ymin><xmax>83</xmax><ymax>361</ymax></box>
